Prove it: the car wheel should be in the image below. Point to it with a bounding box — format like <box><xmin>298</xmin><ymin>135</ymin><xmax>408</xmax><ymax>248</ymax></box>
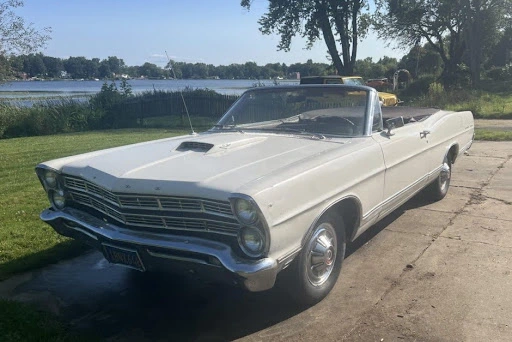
<box><xmin>285</xmin><ymin>212</ymin><xmax>346</xmax><ymax>306</ymax></box>
<box><xmin>425</xmin><ymin>154</ymin><xmax>451</xmax><ymax>201</ymax></box>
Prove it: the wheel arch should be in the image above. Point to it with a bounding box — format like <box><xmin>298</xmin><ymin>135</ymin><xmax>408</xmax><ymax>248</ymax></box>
<box><xmin>447</xmin><ymin>143</ymin><xmax>459</xmax><ymax>164</ymax></box>
<box><xmin>302</xmin><ymin>196</ymin><xmax>362</xmax><ymax>246</ymax></box>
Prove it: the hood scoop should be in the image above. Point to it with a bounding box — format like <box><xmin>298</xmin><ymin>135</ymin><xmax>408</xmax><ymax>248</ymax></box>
<box><xmin>176</xmin><ymin>141</ymin><xmax>214</xmax><ymax>152</ymax></box>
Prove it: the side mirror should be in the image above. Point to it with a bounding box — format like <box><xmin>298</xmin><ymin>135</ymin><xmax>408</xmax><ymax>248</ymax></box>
<box><xmin>385</xmin><ymin>116</ymin><xmax>405</xmax><ymax>136</ymax></box>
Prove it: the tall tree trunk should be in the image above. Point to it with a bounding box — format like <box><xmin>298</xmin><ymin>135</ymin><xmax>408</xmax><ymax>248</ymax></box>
<box><xmin>317</xmin><ymin>3</ymin><xmax>345</xmax><ymax>74</ymax></box>
<box><xmin>330</xmin><ymin>1</ymin><xmax>352</xmax><ymax>75</ymax></box>
<box><xmin>348</xmin><ymin>1</ymin><xmax>362</xmax><ymax>75</ymax></box>
<box><xmin>466</xmin><ymin>0</ymin><xmax>482</xmax><ymax>87</ymax></box>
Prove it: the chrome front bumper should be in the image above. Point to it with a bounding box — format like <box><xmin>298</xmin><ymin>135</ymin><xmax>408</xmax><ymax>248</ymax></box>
<box><xmin>40</xmin><ymin>207</ymin><xmax>279</xmax><ymax>292</ymax></box>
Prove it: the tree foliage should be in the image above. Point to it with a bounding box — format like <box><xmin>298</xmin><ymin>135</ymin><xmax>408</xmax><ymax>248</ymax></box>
<box><xmin>461</xmin><ymin>0</ymin><xmax>512</xmax><ymax>84</ymax></box>
<box><xmin>374</xmin><ymin>0</ymin><xmax>512</xmax><ymax>87</ymax></box>
<box><xmin>241</xmin><ymin>0</ymin><xmax>370</xmax><ymax>75</ymax></box>
<box><xmin>0</xmin><ymin>0</ymin><xmax>50</xmax><ymax>54</ymax></box>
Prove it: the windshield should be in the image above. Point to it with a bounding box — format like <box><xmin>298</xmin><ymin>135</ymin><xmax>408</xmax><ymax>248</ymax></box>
<box><xmin>342</xmin><ymin>77</ymin><xmax>365</xmax><ymax>86</ymax></box>
<box><xmin>214</xmin><ymin>86</ymin><xmax>369</xmax><ymax>137</ymax></box>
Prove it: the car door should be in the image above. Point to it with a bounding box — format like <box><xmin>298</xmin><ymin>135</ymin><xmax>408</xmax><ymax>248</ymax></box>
<box><xmin>372</xmin><ymin>120</ymin><xmax>432</xmax><ymax>218</ymax></box>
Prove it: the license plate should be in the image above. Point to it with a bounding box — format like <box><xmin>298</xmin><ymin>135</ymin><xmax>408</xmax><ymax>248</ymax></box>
<box><xmin>102</xmin><ymin>244</ymin><xmax>145</xmax><ymax>272</ymax></box>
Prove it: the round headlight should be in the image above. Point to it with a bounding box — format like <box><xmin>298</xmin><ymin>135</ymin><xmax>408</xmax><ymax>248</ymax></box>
<box><xmin>44</xmin><ymin>170</ymin><xmax>58</xmax><ymax>188</ymax></box>
<box><xmin>234</xmin><ymin>199</ymin><xmax>258</xmax><ymax>225</ymax></box>
<box><xmin>51</xmin><ymin>190</ymin><xmax>66</xmax><ymax>209</ymax></box>
<box><xmin>238</xmin><ymin>226</ymin><xmax>265</xmax><ymax>257</ymax></box>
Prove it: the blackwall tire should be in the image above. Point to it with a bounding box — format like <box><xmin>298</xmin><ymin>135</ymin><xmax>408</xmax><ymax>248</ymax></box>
<box><xmin>425</xmin><ymin>154</ymin><xmax>452</xmax><ymax>201</ymax></box>
<box><xmin>286</xmin><ymin>212</ymin><xmax>346</xmax><ymax>306</ymax></box>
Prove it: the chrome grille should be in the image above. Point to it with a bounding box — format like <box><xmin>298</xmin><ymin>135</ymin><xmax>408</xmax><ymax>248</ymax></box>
<box><xmin>118</xmin><ymin>197</ymin><xmax>159</xmax><ymax>208</ymax></box>
<box><xmin>65</xmin><ymin>177</ymin><xmax>118</xmax><ymax>204</ymax></box>
<box><xmin>159</xmin><ymin>198</ymin><xmax>201</xmax><ymax>211</ymax></box>
<box><xmin>70</xmin><ymin>192</ymin><xmax>125</xmax><ymax>222</ymax></box>
<box><xmin>63</xmin><ymin>175</ymin><xmax>239</xmax><ymax>236</ymax></box>
<box><xmin>203</xmin><ymin>201</ymin><xmax>233</xmax><ymax>215</ymax></box>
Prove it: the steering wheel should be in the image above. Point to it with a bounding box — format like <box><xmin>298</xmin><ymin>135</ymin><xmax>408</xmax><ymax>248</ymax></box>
<box><xmin>316</xmin><ymin>116</ymin><xmax>355</xmax><ymax>127</ymax></box>
<box><xmin>335</xmin><ymin>117</ymin><xmax>355</xmax><ymax>126</ymax></box>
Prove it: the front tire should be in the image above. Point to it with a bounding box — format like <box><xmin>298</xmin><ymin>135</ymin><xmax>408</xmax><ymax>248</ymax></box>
<box><xmin>285</xmin><ymin>212</ymin><xmax>346</xmax><ymax>306</ymax></box>
<box><xmin>425</xmin><ymin>154</ymin><xmax>451</xmax><ymax>201</ymax></box>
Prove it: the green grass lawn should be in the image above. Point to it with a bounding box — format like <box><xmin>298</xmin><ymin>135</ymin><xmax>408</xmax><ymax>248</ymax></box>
<box><xmin>475</xmin><ymin>129</ymin><xmax>512</xmax><ymax>141</ymax></box>
<box><xmin>403</xmin><ymin>80</ymin><xmax>512</xmax><ymax>118</ymax></box>
<box><xmin>0</xmin><ymin>128</ymin><xmax>186</xmax><ymax>280</ymax></box>
<box><xmin>445</xmin><ymin>92</ymin><xmax>512</xmax><ymax>119</ymax></box>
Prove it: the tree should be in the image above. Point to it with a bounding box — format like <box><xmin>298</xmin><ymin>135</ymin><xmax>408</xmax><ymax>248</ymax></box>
<box><xmin>461</xmin><ymin>0</ymin><xmax>512</xmax><ymax>85</ymax></box>
<box><xmin>139</xmin><ymin>62</ymin><xmax>163</xmax><ymax>79</ymax></box>
<box><xmin>398</xmin><ymin>44</ymin><xmax>442</xmax><ymax>78</ymax></box>
<box><xmin>42</xmin><ymin>55</ymin><xmax>64</xmax><ymax>78</ymax></box>
<box><xmin>0</xmin><ymin>0</ymin><xmax>50</xmax><ymax>80</ymax></box>
<box><xmin>374</xmin><ymin>0</ymin><xmax>467</xmax><ymax>87</ymax></box>
<box><xmin>83</xmin><ymin>58</ymin><xmax>99</xmax><ymax>79</ymax></box>
<box><xmin>64</xmin><ymin>56</ymin><xmax>89</xmax><ymax>79</ymax></box>
<box><xmin>289</xmin><ymin>59</ymin><xmax>330</xmax><ymax>77</ymax></box>
<box><xmin>374</xmin><ymin>0</ymin><xmax>512</xmax><ymax>87</ymax></box>
<box><xmin>487</xmin><ymin>27</ymin><xmax>512</xmax><ymax>67</ymax></box>
<box><xmin>106</xmin><ymin>56</ymin><xmax>125</xmax><ymax>76</ymax></box>
<box><xmin>243</xmin><ymin>61</ymin><xmax>259</xmax><ymax>79</ymax></box>
<box><xmin>98</xmin><ymin>59</ymin><xmax>112</xmax><ymax>78</ymax></box>
<box><xmin>23</xmin><ymin>53</ymin><xmax>45</xmax><ymax>76</ymax></box>
<box><xmin>241</xmin><ymin>0</ymin><xmax>370</xmax><ymax>76</ymax></box>
<box><xmin>0</xmin><ymin>0</ymin><xmax>50</xmax><ymax>55</ymax></box>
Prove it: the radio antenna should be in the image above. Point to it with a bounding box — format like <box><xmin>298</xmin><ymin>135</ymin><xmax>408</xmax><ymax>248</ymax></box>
<box><xmin>165</xmin><ymin>51</ymin><xmax>196</xmax><ymax>135</ymax></box>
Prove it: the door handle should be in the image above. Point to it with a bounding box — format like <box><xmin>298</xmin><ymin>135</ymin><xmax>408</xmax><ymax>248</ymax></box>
<box><xmin>420</xmin><ymin>130</ymin><xmax>431</xmax><ymax>138</ymax></box>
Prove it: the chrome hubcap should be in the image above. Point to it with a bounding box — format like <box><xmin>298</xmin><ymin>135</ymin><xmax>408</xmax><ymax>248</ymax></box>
<box><xmin>439</xmin><ymin>161</ymin><xmax>451</xmax><ymax>192</ymax></box>
<box><xmin>306</xmin><ymin>223</ymin><xmax>337</xmax><ymax>286</ymax></box>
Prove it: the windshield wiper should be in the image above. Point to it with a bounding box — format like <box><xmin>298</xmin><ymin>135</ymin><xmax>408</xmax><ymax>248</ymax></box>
<box><xmin>279</xmin><ymin>114</ymin><xmax>302</xmax><ymax>123</ymax></box>
<box><xmin>213</xmin><ymin>124</ymin><xmax>244</xmax><ymax>133</ymax></box>
<box><xmin>260</xmin><ymin>127</ymin><xmax>325</xmax><ymax>140</ymax></box>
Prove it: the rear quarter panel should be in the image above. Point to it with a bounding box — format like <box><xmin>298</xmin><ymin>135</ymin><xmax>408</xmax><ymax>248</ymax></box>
<box><xmin>423</xmin><ymin>110</ymin><xmax>474</xmax><ymax>178</ymax></box>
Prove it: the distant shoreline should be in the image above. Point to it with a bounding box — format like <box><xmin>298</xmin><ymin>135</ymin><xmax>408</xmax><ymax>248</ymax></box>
<box><xmin>0</xmin><ymin>79</ymin><xmax>300</xmax><ymax>99</ymax></box>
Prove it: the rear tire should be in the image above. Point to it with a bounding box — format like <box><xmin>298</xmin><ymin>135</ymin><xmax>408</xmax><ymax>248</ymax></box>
<box><xmin>425</xmin><ymin>154</ymin><xmax>451</xmax><ymax>201</ymax></box>
<box><xmin>284</xmin><ymin>212</ymin><xmax>346</xmax><ymax>306</ymax></box>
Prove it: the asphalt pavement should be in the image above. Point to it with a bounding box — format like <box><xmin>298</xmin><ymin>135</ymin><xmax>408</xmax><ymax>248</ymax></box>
<box><xmin>1</xmin><ymin>141</ymin><xmax>511</xmax><ymax>341</ymax></box>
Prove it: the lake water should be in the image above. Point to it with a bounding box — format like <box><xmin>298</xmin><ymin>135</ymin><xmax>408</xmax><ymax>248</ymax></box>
<box><xmin>0</xmin><ymin>79</ymin><xmax>300</xmax><ymax>100</ymax></box>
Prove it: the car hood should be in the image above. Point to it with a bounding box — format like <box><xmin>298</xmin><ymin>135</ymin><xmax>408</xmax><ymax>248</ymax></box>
<box><xmin>44</xmin><ymin>132</ymin><xmax>363</xmax><ymax>199</ymax></box>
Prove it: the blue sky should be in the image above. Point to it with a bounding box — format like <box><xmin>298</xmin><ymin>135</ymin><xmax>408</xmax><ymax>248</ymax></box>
<box><xmin>18</xmin><ymin>0</ymin><xmax>404</xmax><ymax>67</ymax></box>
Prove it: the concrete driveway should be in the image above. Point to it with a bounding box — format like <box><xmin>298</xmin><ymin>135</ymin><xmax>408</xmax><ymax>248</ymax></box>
<box><xmin>1</xmin><ymin>141</ymin><xmax>511</xmax><ymax>341</ymax></box>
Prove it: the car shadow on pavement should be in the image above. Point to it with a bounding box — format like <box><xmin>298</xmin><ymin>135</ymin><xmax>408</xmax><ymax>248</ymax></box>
<box><xmin>67</xmin><ymin>195</ymin><xmax>434</xmax><ymax>341</ymax></box>
<box><xmin>347</xmin><ymin>190</ymin><xmax>440</xmax><ymax>257</ymax></box>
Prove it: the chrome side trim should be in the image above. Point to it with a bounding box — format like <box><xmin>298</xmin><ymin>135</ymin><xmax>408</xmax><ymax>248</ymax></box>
<box><xmin>361</xmin><ymin>166</ymin><xmax>440</xmax><ymax>223</ymax></box>
<box><xmin>459</xmin><ymin>138</ymin><xmax>473</xmax><ymax>156</ymax></box>
<box><xmin>276</xmin><ymin>246</ymin><xmax>302</xmax><ymax>267</ymax></box>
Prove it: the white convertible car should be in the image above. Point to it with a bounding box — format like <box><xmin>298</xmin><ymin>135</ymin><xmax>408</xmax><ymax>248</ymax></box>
<box><xmin>36</xmin><ymin>85</ymin><xmax>474</xmax><ymax>304</ymax></box>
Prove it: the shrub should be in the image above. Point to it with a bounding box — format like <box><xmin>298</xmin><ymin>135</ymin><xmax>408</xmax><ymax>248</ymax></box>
<box><xmin>486</xmin><ymin>64</ymin><xmax>512</xmax><ymax>81</ymax></box>
<box><xmin>0</xmin><ymin>104</ymin><xmax>17</xmax><ymax>138</ymax></box>
<box><xmin>398</xmin><ymin>74</ymin><xmax>436</xmax><ymax>98</ymax></box>
<box><xmin>0</xmin><ymin>99</ymin><xmax>102</xmax><ymax>139</ymax></box>
<box><xmin>427</xmin><ymin>82</ymin><xmax>444</xmax><ymax>103</ymax></box>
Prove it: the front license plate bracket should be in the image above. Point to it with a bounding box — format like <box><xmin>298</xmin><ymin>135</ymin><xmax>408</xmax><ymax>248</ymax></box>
<box><xmin>102</xmin><ymin>243</ymin><xmax>146</xmax><ymax>272</ymax></box>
